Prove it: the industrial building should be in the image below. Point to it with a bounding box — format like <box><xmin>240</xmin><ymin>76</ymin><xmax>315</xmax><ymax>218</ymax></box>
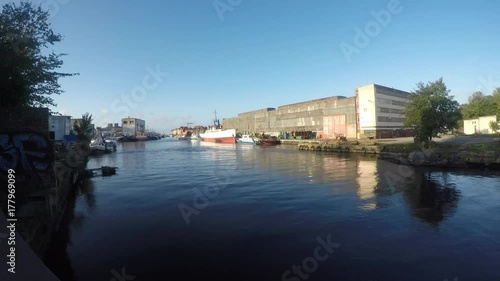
<box><xmin>48</xmin><ymin>115</ymin><xmax>72</xmax><ymax>141</ymax></box>
<box><xmin>223</xmin><ymin>84</ymin><xmax>411</xmax><ymax>139</ymax></box>
<box><xmin>356</xmin><ymin>84</ymin><xmax>411</xmax><ymax>139</ymax></box>
<box><xmin>122</xmin><ymin>117</ymin><xmax>146</xmax><ymax>136</ymax></box>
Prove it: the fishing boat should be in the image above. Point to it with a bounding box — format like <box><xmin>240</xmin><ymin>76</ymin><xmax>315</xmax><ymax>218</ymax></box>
<box><xmin>90</xmin><ymin>134</ymin><xmax>114</xmax><ymax>155</ymax></box>
<box><xmin>237</xmin><ymin>134</ymin><xmax>256</xmax><ymax>144</ymax></box>
<box><xmin>256</xmin><ymin>136</ymin><xmax>281</xmax><ymax>146</ymax></box>
<box><xmin>200</xmin><ymin>111</ymin><xmax>236</xmax><ymax>144</ymax></box>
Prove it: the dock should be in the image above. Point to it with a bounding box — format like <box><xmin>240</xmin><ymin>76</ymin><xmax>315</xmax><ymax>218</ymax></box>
<box><xmin>85</xmin><ymin>166</ymin><xmax>118</xmax><ymax>177</ymax></box>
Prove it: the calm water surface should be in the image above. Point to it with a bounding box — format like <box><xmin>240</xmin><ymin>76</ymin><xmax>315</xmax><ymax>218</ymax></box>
<box><xmin>44</xmin><ymin>139</ymin><xmax>500</xmax><ymax>281</ymax></box>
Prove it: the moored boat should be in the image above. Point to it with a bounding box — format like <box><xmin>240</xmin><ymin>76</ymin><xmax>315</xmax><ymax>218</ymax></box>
<box><xmin>200</xmin><ymin>111</ymin><xmax>236</xmax><ymax>144</ymax></box>
<box><xmin>257</xmin><ymin>136</ymin><xmax>281</xmax><ymax>146</ymax></box>
<box><xmin>237</xmin><ymin>134</ymin><xmax>256</xmax><ymax>144</ymax></box>
<box><xmin>200</xmin><ymin>128</ymin><xmax>236</xmax><ymax>143</ymax></box>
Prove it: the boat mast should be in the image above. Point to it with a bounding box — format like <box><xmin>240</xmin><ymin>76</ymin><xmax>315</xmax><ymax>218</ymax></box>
<box><xmin>213</xmin><ymin>110</ymin><xmax>220</xmax><ymax>128</ymax></box>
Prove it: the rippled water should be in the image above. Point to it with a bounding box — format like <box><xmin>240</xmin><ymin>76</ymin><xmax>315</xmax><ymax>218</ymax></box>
<box><xmin>44</xmin><ymin>139</ymin><xmax>500</xmax><ymax>281</ymax></box>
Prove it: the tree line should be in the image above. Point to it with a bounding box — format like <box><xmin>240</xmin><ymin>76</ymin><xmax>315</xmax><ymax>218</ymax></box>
<box><xmin>402</xmin><ymin>78</ymin><xmax>500</xmax><ymax>146</ymax></box>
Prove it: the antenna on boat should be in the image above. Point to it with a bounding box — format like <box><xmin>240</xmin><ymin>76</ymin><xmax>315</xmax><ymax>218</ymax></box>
<box><xmin>213</xmin><ymin>110</ymin><xmax>220</xmax><ymax>128</ymax></box>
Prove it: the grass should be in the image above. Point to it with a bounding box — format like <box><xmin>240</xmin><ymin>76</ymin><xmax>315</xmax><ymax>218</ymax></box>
<box><xmin>461</xmin><ymin>142</ymin><xmax>500</xmax><ymax>152</ymax></box>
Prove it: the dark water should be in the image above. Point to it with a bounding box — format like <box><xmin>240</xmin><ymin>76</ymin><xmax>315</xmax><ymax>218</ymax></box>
<box><xmin>44</xmin><ymin>139</ymin><xmax>500</xmax><ymax>281</ymax></box>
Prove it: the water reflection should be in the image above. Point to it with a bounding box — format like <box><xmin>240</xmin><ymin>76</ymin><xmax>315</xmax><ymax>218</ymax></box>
<box><xmin>373</xmin><ymin>159</ymin><xmax>461</xmax><ymax>225</ymax></box>
<box><xmin>403</xmin><ymin>171</ymin><xmax>461</xmax><ymax>225</ymax></box>
<box><xmin>44</xmin><ymin>178</ymin><xmax>96</xmax><ymax>281</ymax></box>
<box><xmin>250</xmin><ymin>148</ymin><xmax>463</xmax><ymax>224</ymax></box>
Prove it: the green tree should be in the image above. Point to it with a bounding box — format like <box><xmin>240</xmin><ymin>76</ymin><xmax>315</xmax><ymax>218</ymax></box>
<box><xmin>493</xmin><ymin>88</ymin><xmax>500</xmax><ymax>120</ymax></box>
<box><xmin>73</xmin><ymin>113</ymin><xmax>94</xmax><ymax>142</ymax></box>
<box><xmin>461</xmin><ymin>91</ymin><xmax>497</xmax><ymax>119</ymax></box>
<box><xmin>0</xmin><ymin>1</ymin><xmax>77</xmax><ymax>109</ymax></box>
<box><xmin>403</xmin><ymin>78</ymin><xmax>461</xmax><ymax>146</ymax></box>
<box><xmin>490</xmin><ymin>121</ymin><xmax>499</xmax><ymax>133</ymax></box>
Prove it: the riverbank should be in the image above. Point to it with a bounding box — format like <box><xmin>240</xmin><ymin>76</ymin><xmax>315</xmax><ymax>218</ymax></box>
<box><xmin>287</xmin><ymin>135</ymin><xmax>500</xmax><ymax>169</ymax></box>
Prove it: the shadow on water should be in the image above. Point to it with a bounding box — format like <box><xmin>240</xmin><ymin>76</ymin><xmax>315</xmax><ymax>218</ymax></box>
<box><xmin>43</xmin><ymin>178</ymin><xmax>96</xmax><ymax>281</ymax></box>
<box><xmin>374</xmin><ymin>159</ymin><xmax>461</xmax><ymax>225</ymax></box>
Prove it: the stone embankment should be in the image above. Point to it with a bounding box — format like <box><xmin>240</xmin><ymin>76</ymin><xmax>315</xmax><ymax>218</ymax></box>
<box><xmin>378</xmin><ymin>149</ymin><xmax>500</xmax><ymax>169</ymax></box>
<box><xmin>284</xmin><ymin>139</ymin><xmax>381</xmax><ymax>154</ymax></box>
<box><xmin>287</xmin><ymin>139</ymin><xmax>500</xmax><ymax>170</ymax></box>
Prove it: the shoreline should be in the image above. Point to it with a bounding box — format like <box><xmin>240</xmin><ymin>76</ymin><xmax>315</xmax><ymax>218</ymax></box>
<box><xmin>284</xmin><ymin>137</ymin><xmax>500</xmax><ymax>170</ymax></box>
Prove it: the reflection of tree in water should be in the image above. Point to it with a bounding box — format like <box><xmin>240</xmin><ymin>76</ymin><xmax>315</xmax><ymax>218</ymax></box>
<box><xmin>403</xmin><ymin>171</ymin><xmax>461</xmax><ymax>225</ymax></box>
<box><xmin>373</xmin><ymin>160</ymin><xmax>461</xmax><ymax>225</ymax></box>
<box><xmin>43</xmin><ymin>178</ymin><xmax>96</xmax><ymax>281</ymax></box>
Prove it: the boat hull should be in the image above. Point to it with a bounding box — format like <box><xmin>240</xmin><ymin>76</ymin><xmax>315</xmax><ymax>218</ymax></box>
<box><xmin>201</xmin><ymin>136</ymin><xmax>236</xmax><ymax>144</ymax></box>
<box><xmin>237</xmin><ymin>140</ymin><xmax>255</xmax><ymax>144</ymax></box>
<box><xmin>200</xmin><ymin>129</ymin><xmax>236</xmax><ymax>144</ymax></box>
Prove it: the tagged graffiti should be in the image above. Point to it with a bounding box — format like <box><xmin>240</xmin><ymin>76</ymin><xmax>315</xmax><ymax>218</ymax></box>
<box><xmin>0</xmin><ymin>133</ymin><xmax>54</xmax><ymax>178</ymax></box>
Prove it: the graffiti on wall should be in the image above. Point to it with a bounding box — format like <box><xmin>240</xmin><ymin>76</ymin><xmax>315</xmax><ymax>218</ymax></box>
<box><xmin>0</xmin><ymin>132</ymin><xmax>53</xmax><ymax>179</ymax></box>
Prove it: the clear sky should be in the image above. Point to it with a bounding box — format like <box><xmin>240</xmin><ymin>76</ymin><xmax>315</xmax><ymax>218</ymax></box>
<box><xmin>11</xmin><ymin>0</ymin><xmax>500</xmax><ymax>132</ymax></box>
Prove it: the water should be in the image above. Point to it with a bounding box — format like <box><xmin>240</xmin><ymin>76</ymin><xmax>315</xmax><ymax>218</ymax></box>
<box><xmin>44</xmin><ymin>139</ymin><xmax>500</xmax><ymax>281</ymax></box>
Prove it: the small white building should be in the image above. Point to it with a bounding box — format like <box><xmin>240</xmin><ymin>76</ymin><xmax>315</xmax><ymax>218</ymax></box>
<box><xmin>463</xmin><ymin>115</ymin><xmax>498</xmax><ymax>135</ymax></box>
<box><xmin>49</xmin><ymin>115</ymin><xmax>72</xmax><ymax>141</ymax></box>
<box><xmin>122</xmin><ymin>117</ymin><xmax>145</xmax><ymax>136</ymax></box>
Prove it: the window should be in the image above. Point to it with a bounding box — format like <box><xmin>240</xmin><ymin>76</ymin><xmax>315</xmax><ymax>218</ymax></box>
<box><xmin>123</xmin><ymin>121</ymin><xmax>128</xmax><ymax>124</ymax></box>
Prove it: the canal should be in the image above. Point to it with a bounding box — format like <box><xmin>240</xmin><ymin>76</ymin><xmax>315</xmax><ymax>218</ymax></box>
<box><xmin>44</xmin><ymin>139</ymin><xmax>500</xmax><ymax>281</ymax></box>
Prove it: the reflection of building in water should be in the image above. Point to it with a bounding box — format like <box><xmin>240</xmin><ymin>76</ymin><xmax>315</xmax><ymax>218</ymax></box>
<box><xmin>355</xmin><ymin>158</ymin><xmax>377</xmax><ymax>201</ymax></box>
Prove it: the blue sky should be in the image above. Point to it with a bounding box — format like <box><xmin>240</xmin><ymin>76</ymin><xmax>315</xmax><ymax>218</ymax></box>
<box><xmin>11</xmin><ymin>0</ymin><xmax>500</xmax><ymax>132</ymax></box>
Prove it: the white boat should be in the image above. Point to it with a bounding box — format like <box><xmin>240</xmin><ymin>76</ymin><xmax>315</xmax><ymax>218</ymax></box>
<box><xmin>189</xmin><ymin>135</ymin><xmax>200</xmax><ymax>141</ymax></box>
<box><xmin>200</xmin><ymin>128</ymin><xmax>236</xmax><ymax>143</ymax></box>
<box><xmin>90</xmin><ymin>134</ymin><xmax>115</xmax><ymax>154</ymax></box>
<box><xmin>199</xmin><ymin>111</ymin><xmax>236</xmax><ymax>144</ymax></box>
<box><xmin>237</xmin><ymin>134</ymin><xmax>256</xmax><ymax>144</ymax></box>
